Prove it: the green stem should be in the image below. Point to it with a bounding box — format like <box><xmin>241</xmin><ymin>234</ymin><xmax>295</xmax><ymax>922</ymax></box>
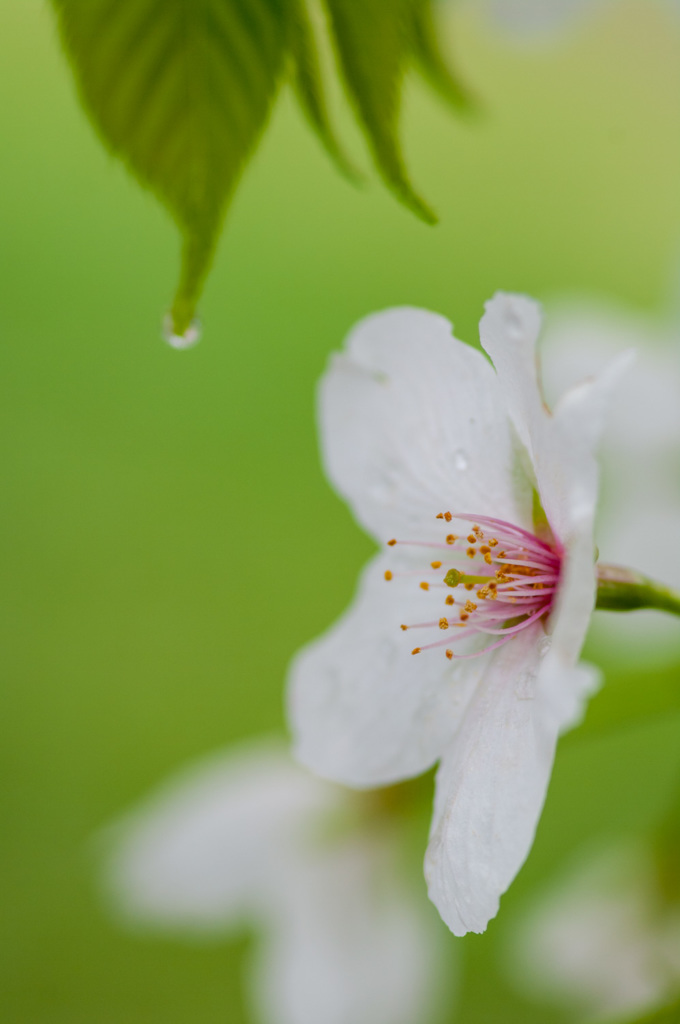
<box><xmin>596</xmin><ymin>564</ymin><xmax>680</xmax><ymax>617</ymax></box>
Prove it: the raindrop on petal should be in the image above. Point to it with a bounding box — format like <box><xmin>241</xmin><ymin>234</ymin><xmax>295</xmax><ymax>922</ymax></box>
<box><xmin>453</xmin><ymin>449</ymin><xmax>469</xmax><ymax>471</ymax></box>
<box><xmin>162</xmin><ymin>314</ymin><xmax>201</xmax><ymax>350</ymax></box>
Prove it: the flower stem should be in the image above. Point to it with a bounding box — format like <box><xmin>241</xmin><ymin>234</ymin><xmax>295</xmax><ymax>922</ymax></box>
<box><xmin>596</xmin><ymin>564</ymin><xmax>680</xmax><ymax>617</ymax></box>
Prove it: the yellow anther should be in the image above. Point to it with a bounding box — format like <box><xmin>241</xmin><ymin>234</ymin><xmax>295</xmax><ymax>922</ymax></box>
<box><xmin>446</xmin><ymin>534</ymin><xmax>457</xmax><ymax>545</ymax></box>
<box><xmin>484</xmin><ymin>553</ymin><xmax>493</xmax><ymax>565</ymax></box>
<box><xmin>489</xmin><ymin>538</ymin><xmax>498</xmax><ymax>547</ymax></box>
<box><xmin>464</xmin><ymin>600</ymin><xmax>478</xmax><ymax>613</ymax></box>
<box><xmin>411</xmin><ymin>647</ymin><xmax>421</xmax><ymax>655</ymax></box>
<box><xmin>460</xmin><ymin>611</ymin><xmax>469</xmax><ymax>622</ymax></box>
<box><xmin>480</xmin><ymin>545</ymin><xmax>490</xmax><ymax>554</ymax></box>
<box><xmin>467</xmin><ymin>534</ymin><xmax>477</xmax><ymax>544</ymax></box>
<box><xmin>445</xmin><ymin>594</ymin><xmax>455</xmax><ymax>606</ymax></box>
<box><xmin>420</xmin><ymin>581</ymin><xmax>430</xmax><ymax>591</ymax></box>
<box><xmin>430</xmin><ymin>560</ymin><xmax>442</xmax><ymax>569</ymax></box>
<box><xmin>444</xmin><ymin>512</ymin><xmax>452</xmax><ymax>522</ymax></box>
<box><xmin>387</xmin><ymin>539</ymin><xmax>397</xmax><ymax>546</ymax></box>
<box><xmin>439</xmin><ymin>618</ymin><xmax>449</xmax><ymax>630</ymax></box>
<box><xmin>400</xmin><ymin>624</ymin><xmax>408</xmax><ymax>631</ymax></box>
<box><xmin>445</xmin><ymin>649</ymin><xmax>453</xmax><ymax>660</ymax></box>
<box><xmin>466</xmin><ymin>547</ymin><xmax>476</xmax><ymax>559</ymax></box>
<box><xmin>464</xmin><ymin>582</ymin><xmax>475</xmax><ymax>591</ymax></box>
<box><xmin>384</xmin><ymin>570</ymin><xmax>393</xmax><ymax>581</ymax></box>
<box><xmin>436</xmin><ymin>513</ymin><xmax>444</xmax><ymax>519</ymax></box>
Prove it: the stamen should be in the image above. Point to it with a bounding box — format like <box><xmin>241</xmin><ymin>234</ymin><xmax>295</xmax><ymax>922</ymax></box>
<box><xmin>387</xmin><ymin>510</ymin><xmax>562</xmax><ymax>664</ymax></box>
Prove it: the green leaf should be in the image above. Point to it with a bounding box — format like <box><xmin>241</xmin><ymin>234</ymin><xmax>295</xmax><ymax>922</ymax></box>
<box><xmin>408</xmin><ymin>0</ymin><xmax>471</xmax><ymax>111</ymax></box>
<box><xmin>322</xmin><ymin>0</ymin><xmax>437</xmax><ymax>224</ymax></box>
<box><xmin>51</xmin><ymin>0</ymin><xmax>289</xmax><ymax>336</ymax></box>
<box><xmin>288</xmin><ymin>0</ymin><xmax>356</xmax><ymax>180</ymax></box>
<box><xmin>51</xmin><ymin>0</ymin><xmax>470</xmax><ymax>337</ymax></box>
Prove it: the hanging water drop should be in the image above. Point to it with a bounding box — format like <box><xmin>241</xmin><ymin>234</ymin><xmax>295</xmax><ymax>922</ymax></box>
<box><xmin>162</xmin><ymin>313</ymin><xmax>201</xmax><ymax>350</ymax></box>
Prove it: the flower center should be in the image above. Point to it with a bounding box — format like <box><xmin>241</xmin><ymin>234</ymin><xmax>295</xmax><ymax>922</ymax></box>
<box><xmin>385</xmin><ymin>512</ymin><xmax>562</xmax><ymax>660</ymax></box>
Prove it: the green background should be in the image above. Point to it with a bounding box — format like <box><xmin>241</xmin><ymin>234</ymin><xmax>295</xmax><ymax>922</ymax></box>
<box><xmin>1</xmin><ymin>1</ymin><xmax>680</xmax><ymax>1021</ymax></box>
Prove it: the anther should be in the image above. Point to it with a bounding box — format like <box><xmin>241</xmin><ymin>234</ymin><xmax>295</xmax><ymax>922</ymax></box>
<box><xmin>384</xmin><ymin>570</ymin><xmax>393</xmax><ymax>581</ymax></box>
<box><xmin>460</xmin><ymin>611</ymin><xmax>469</xmax><ymax>622</ymax></box>
<box><xmin>430</xmin><ymin>561</ymin><xmax>442</xmax><ymax>569</ymax></box>
<box><xmin>445</xmin><ymin>595</ymin><xmax>455</xmax><ymax>605</ymax></box>
<box><xmin>484</xmin><ymin>553</ymin><xmax>493</xmax><ymax>565</ymax></box>
<box><xmin>436</xmin><ymin>513</ymin><xmax>444</xmax><ymax>519</ymax></box>
<box><xmin>464</xmin><ymin>583</ymin><xmax>475</xmax><ymax>591</ymax></box>
<box><xmin>464</xmin><ymin>600</ymin><xmax>478</xmax><ymax>612</ymax></box>
<box><xmin>445</xmin><ymin>649</ymin><xmax>453</xmax><ymax>660</ymax></box>
<box><xmin>387</xmin><ymin>539</ymin><xmax>397</xmax><ymax>546</ymax></box>
<box><xmin>400</xmin><ymin>624</ymin><xmax>408</xmax><ymax>631</ymax></box>
<box><xmin>439</xmin><ymin>618</ymin><xmax>449</xmax><ymax>630</ymax></box>
<box><xmin>489</xmin><ymin>538</ymin><xmax>498</xmax><ymax>547</ymax></box>
<box><xmin>444</xmin><ymin>512</ymin><xmax>452</xmax><ymax>522</ymax></box>
<box><xmin>420</xmin><ymin>582</ymin><xmax>430</xmax><ymax>591</ymax></box>
<box><xmin>480</xmin><ymin>545</ymin><xmax>490</xmax><ymax>555</ymax></box>
<box><xmin>466</xmin><ymin>547</ymin><xmax>476</xmax><ymax>559</ymax></box>
<box><xmin>467</xmin><ymin>534</ymin><xmax>477</xmax><ymax>544</ymax></box>
<box><xmin>411</xmin><ymin>647</ymin><xmax>421</xmax><ymax>655</ymax></box>
<box><xmin>446</xmin><ymin>534</ymin><xmax>457</xmax><ymax>545</ymax></box>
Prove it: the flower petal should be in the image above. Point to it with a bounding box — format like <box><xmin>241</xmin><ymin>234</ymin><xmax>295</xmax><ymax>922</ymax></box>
<box><xmin>512</xmin><ymin>842</ymin><xmax>677</xmax><ymax>1019</ymax></box>
<box><xmin>424</xmin><ymin>624</ymin><xmax>589</xmax><ymax>935</ymax></box>
<box><xmin>319</xmin><ymin>307</ymin><xmax>531</xmax><ymax>546</ymax></box>
<box><xmin>252</xmin><ymin>835</ymin><xmax>451</xmax><ymax>1024</ymax></box>
<box><xmin>101</xmin><ymin>740</ymin><xmax>340</xmax><ymax>930</ymax></box>
<box><xmin>479</xmin><ymin>292</ymin><xmax>633</xmax><ymax>545</ymax></box>
<box><xmin>101</xmin><ymin>741</ymin><xmax>452</xmax><ymax>1024</ymax></box>
<box><xmin>289</xmin><ymin>554</ymin><xmax>485</xmax><ymax>787</ymax></box>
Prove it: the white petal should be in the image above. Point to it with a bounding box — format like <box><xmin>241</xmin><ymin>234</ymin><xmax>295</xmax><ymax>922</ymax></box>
<box><xmin>541</xmin><ymin>307</ymin><xmax>680</xmax><ymax>654</ymax></box>
<box><xmin>483</xmin><ymin>0</ymin><xmax>603</xmax><ymax>36</ymax></box>
<box><xmin>101</xmin><ymin>741</ymin><xmax>453</xmax><ymax>1024</ymax></box>
<box><xmin>101</xmin><ymin>740</ymin><xmax>341</xmax><ymax>931</ymax></box>
<box><xmin>289</xmin><ymin>554</ymin><xmax>485</xmax><ymax>787</ymax></box>
<box><xmin>252</xmin><ymin>835</ymin><xmax>451</xmax><ymax>1024</ymax></box>
<box><xmin>511</xmin><ymin>842</ymin><xmax>680</xmax><ymax>1018</ymax></box>
<box><xmin>319</xmin><ymin>307</ymin><xmax>531</xmax><ymax>546</ymax></box>
<box><xmin>480</xmin><ymin>292</ymin><xmax>632</xmax><ymax>545</ymax></box>
<box><xmin>424</xmin><ymin>625</ymin><xmax>586</xmax><ymax>936</ymax></box>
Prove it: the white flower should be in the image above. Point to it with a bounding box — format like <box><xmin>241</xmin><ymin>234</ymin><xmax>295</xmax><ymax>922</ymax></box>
<box><xmin>100</xmin><ymin>739</ymin><xmax>450</xmax><ymax>1024</ymax></box>
<box><xmin>510</xmin><ymin>841</ymin><xmax>680</xmax><ymax>1019</ymax></box>
<box><xmin>288</xmin><ymin>293</ymin><xmax>631</xmax><ymax>935</ymax></box>
<box><xmin>539</xmin><ymin>300</ymin><xmax>680</xmax><ymax>660</ymax></box>
<box><xmin>477</xmin><ymin>0</ymin><xmax>679</xmax><ymax>39</ymax></box>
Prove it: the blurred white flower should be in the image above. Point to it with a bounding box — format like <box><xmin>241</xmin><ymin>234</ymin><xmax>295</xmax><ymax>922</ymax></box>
<box><xmin>101</xmin><ymin>739</ymin><xmax>450</xmax><ymax>1024</ymax></box>
<box><xmin>477</xmin><ymin>0</ymin><xmax>679</xmax><ymax>39</ymax></box>
<box><xmin>510</xmin><ymin>841</ymin><xmax>680</xmax><ymax>1020</ymax></box>
<box><xmin>539</xmin><ymin>301</ymin><xmax>680</xmax><ymax>661</ymax></box>
<box><xmin>289</xmin><ymin>293</ymin><xmax>630</xmax><ymax>935</ymax></box>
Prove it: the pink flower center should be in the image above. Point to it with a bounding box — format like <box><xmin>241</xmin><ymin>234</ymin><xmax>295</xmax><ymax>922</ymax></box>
<box><xmin>385</xmin><ymin>512</ymin><xmax>562</xmax><ymax>660</ymax></box>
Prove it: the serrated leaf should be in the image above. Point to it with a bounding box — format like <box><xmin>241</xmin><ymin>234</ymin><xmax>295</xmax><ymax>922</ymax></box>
<box><xmin>289</xmin><ymin>0</ymin><xmax>356</xmax><ymax>180</ymax></box>
<box><xmin>51</xmin><ymin>0</ymin><xmax>289</xmax><ymax>335</ymax></box>
<box><xmin>408</xmin><ymin>0</ymin><xmax>472</xmax><ymax>111</ymax></box>
<box><xmin>322</xmin><ymin>0</ymin><xmax>437</xmax><ymax>224</ymax></box>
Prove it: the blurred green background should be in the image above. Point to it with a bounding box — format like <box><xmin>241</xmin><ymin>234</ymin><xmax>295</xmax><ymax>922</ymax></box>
<box><xmin>2</xmin><ymin>1</ymin><xmax>680</xmax><ymax>1021</ymax></box>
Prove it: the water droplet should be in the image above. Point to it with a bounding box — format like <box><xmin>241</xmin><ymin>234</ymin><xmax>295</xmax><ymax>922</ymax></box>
<box><xmin>453</xmin><ymin>449</ymin><xmax>468</xmax><ymax>471</ymax></box>
<box><xmin>538</xmin><ymin>635</ymin><xmax>552</xmax><ymax>658</ymax></box>
<box><xmin>162</xmin><ymin>313</ymin><xmax>201</xmax><ymax>350</ymax></box>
